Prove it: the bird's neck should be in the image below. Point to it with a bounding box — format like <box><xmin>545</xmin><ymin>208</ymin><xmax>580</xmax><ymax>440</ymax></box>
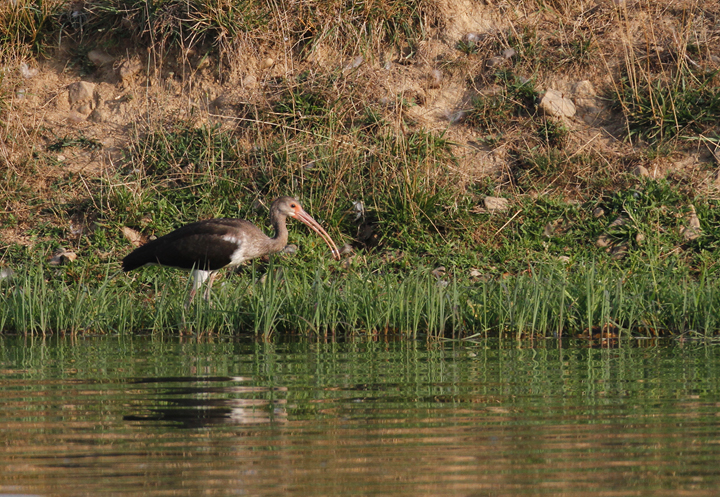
<box><xmin>267</xmin><ymin>215</ymin><xmax>289</xmax><ymax>254</ymax></box>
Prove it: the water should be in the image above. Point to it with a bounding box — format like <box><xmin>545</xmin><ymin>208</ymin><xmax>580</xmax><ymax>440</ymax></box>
<box><xmin>1</xmin><ymin>335</ymin><xmax>719</xmax><ymax>496</ymax></box>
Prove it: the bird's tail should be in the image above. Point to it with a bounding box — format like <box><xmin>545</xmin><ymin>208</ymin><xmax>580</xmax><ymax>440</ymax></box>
<box><xmin>121</xmin><ymin>243</ymin><xmax>156</xmax><ymax>272</ymax></box>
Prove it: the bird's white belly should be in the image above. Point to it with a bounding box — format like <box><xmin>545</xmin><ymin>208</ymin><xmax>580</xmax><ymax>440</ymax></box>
<box><xmin>222</xmin><ymin>234</ymin><xmax>261</xmax><ymax>267</ymax></box>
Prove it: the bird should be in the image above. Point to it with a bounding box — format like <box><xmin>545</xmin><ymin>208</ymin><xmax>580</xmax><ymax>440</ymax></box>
<box><xmin>122</xmin><ymin>197</ymin><xmax>341</xmax><ymax>304</ymax></box>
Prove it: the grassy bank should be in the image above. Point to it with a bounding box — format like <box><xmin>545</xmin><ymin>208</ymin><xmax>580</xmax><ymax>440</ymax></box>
<box><xmin>2</xmin><ymin>1</ymin><xmax>720</xmax><ymax>336</ymax></box>
<box><xmin>1</xmin><ymin>261</ymin><xmax>718</xmax><ymax>338</ymax></box>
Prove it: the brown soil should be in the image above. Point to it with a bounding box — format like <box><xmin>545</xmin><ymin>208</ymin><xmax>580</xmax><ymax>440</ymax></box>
<box><xmin>2</xmin><ymin>0</ymin><xmax>719</xmax><ymax>250</ymax></box>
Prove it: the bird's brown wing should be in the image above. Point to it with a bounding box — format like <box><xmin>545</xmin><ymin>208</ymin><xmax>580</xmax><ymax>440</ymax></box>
<box><xmin>122</xmin><ymin>219</ymin><xmax>260</xmax><ymax>271</ymax></box>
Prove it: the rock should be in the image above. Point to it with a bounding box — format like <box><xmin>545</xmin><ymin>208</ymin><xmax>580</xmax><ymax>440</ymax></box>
<box><xmin>484</xmin><ymin>196</ymin><xmax>509</xmax><ymax>212</ymax></box>
<box><xmin>593</xmin><ymin>207</ymin><xmax>605</xmax><ymax>218</ymax></box>
<box><xmin>427</xmin><ymin>69</ymin><xmax>443</xmax><ymax>89</ymax></box>
<box><xmin>596</xmin><ymin>234</ymin><xmax>612</xmax><ymax>248</ymax></box>
<box><xmin>352</xmin><ymin>201</ymin><xmax>365</xmax><ymax>220</ymax></box>
<box><xmin>0</xmin><ymin>267</ymin><xmax>15</xmax><ymax>281</ymax></box>
<box><xmin>343</xmin><ymin>55</ymin><xmax>363</xmax><ymax>73</ymax></box>
<box><xmin>608</xmin><ymin>216</ymin><xmax>627</xmax><ymax>228</ymax></box>
<box><xmin>242</xmin><ymin>74</ymin><xmax>258</xmax><ymax>89</ymax></box>
<box><xmin>88</xmin><ymin>108</ymin><xmax>107</xmax><ymax>122</ymax></box>
<box><xmin>632</xmin><ymin>165</ymin><xmax>649</xmax><ymax>177</ymax></box>
<box><xmin>681</xmin><ymin>205</ymin><xmax>702</xmax><ymax>241</ymax></box>
<box><xmin>538</xmin><ymin>89</ymin><xmax>576</xmax><ymax>118</ymax></box>
<box><xmin>67</xmin><ymin>111</ymin><xmax>87</xmax><ymax>123</ymax></box>
<box><xmin>261</xmin><ymin>57</ymin><xmax>274</xmax><ymax>69</ymax></box>
<box><xmin>87</xmin><ymin>50</ymin><xmax>115</xmax><ymax>67</ymax></box>
<box><xmin>572</xmin><ymin>80</ymin><xmax>596</xmax><ymax>97</ymax></box>
<box><xmin>20</xmin><ymin>62</ymin><xmax>38</xmax><ymax>79</ymax></box>
<box><xmin>544</xmin><ymin>219</ymin><xmax>564</xmax><ymax>237</ymax></box>
<box><xmin>76</xmin><ymin>103</ymin><xmax>93</xmax><ymax>114</ymax></box>
<box><xmin>67</xmin><ymin>81</ymin><xmax>96</xmax><ymax>112</ymax></box>
<box><xmin>49</xmin><ymin>248</ymin><xmax>77</xmax><ymax>265</ymax></box>
<box><xmin>282</xmin><ymin>244</ymin><xmax>298</xmax><ymax>255</ymax></box>
<box><xmin>610</xmin><ymin>243</ymin><xmax>629</xmax><ymax>260</ymax></box>
<box><xmin>118</xmin><ymin>58</ymin><xmax>142</xmax><ymax>83</ymax></box>
<box><xmin>543</xmin><ymin>222</ymin><xmax>555</xmax><ymax>237</ymax></box>
<box><xmin>122</xmin><ymin>227</ymin><xmax>147</xmax><ymax>248</ymax></box>
<box><xmin>576</xmin><ymin>101</ymin><xmax>603</xmax><ymax>124</ymax></box>
<box><xmin>485</xmin><ymin>56</ymin><xmax>506</xmax><ymax>68</ymax></box>
<box><xmin>635</xmin><ymin>233</ymin><xmax>645</xmax><ymax>244</ymax></box>
<box><xmin>502</xmin><ymin>48</ymin><xmax>516</xmax><ymax>59</ymax></box>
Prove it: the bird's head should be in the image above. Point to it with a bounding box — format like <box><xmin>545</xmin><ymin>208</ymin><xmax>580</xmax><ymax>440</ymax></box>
<box><xmin>272</xmin><ymin>196</ymin><xmax>304</xmax><ymax>219</ymax></box>
<box><xmin>270</xmin><ymin>196</ymin><xmax>341</xmax><ymax>261</ymax></box>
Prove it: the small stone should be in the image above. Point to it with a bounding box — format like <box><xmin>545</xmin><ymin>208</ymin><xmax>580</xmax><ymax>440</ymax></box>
<box><xmin>118</xmin><ymin>58</ymin><xmax>142</xmax><ymax>83</ymax></box>
<box><xmin>49</xmin><ymin>249</ymin><xmax>77</xmax><ymax>265</ymax></box>
<box><xmin>543</xmin><ymin>222</ymin><xmax>554</xmax><ymax>237</ymax></box>
<box><xmin>538</xmin><ymin>89</ymin><xmax>576</xmax><ymax>118</ymax></box>
<box><xmin>122</xmin><ymin>227</ymin><xmax>147</xmax><ymax>248</ymax></box>
<box><xmin>67</xmin><ymin>111</ymin><xmax>86</xmax><ymax>123</ymax></box>
<box><xmin>0</xmin><ymin>267</ymin><xmax>15</xmax><ymax>281</ymax></box>
<box><xmin>20</xmin><ymin>62</ymin><xmax>38</xmax><ymax>79</ymax></box>
<box><xmin>572</xmin><ymin>80</ymin><xmax>596</xmax><ymax>97</ymax></box>
<box><xmin>352</xmin><ymin>201</ymin><xmax>365</xmax><ymax>220</ymax></box>
<box><xmin>261</xmin><ymin>57</ymin><xmax>275</xmax><ymax>69</ymax></box>
<box><xmin>557</xmin><ymin>255</ymin><xmax>571</xmax><ymax>263</ymax></box>
<box><xmin>610</xmin><ymin>243</ymin><xmax>628</xmax><ymax>260</ymax></box>
<box><xmin>485</xmin><ymin>56</ymin><xmax>506</xmax><ymax>68</ymax></box>
<box><xmin>632</xmin><ymin>165</ymin><xmax>649</xmax><ymax>177</ymax></box>
<box><xmin>87</xmin><ymin>50</ymin><xmax>115</xmax><ymax>67</ymax></box>
<box><xmin>427</xmin><ymin>69</ymin><xmax>443</xmax><ymax>89</ymax></box>
<box><xmin>681</xmin><ymin>205</ymin><xmax>702</xmax><ymax>241</ymax></box>
<box><xmin>57</xmin><ymin>154</ymin><xmax>66</xmax><ymax>161</ymax></box>
<box><xmin>76</xmin><ymin>103</ymin><xmax>93</xmax><ymax>115</ymax></box>
<box><xmin>635</xmin><ymin>233</ymin><xmax>645</xmax><ymax>244</ymax></box>
<box><xmin>242</xmin><ymin>74</ymin><xmax>258</xmax><ymax>89</ymax></box>
<box><xmin>343</xmin><ymin>55</ymin><xmax>363</xmax><ymax>73</ymax></box>
<box><xmin>596</xmin><ymin>234</ymin><xmax>611</xmax><ymax>248</ymax></box>
<box><xmin>608</xmin><ymin>216</ymin><xmax>627</xmax><ymax>228</ymax></box>
<box><xmin>592</xmin><ymin>207</ymin><xmax>605</xmax><ymax>218</ymax></box>
<box><xmin>483</xmin><ymin>196</ymin><xmax>509</xmax><ymax>212</ymax></box>
<box><xmin>282</xmin><ymin>244</ymin><xmax>298</xmax><ymax>255</ymax></box>
<box><xmin>67</xmin><ymin>81</ymin><xmax>96</xmax><ymax>107</ymax></box>
<box><xmin>502</xmin><ymin>48</ymin><xmax>516</xmax><ymax>59</ymax></box>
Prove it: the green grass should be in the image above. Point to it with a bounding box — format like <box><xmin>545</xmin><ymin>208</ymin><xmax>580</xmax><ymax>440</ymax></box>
<box><xmin>614</xmin><ymin>69</ymin><xmax>720</xmax><ymax>144</ymax></box>
<box><xmin>2</xmin><ymin>261</ymin><xmax>720</xmax><ymax>338</ymax></box>
<box><xmin>4</xmin><ymin>1</ymin><xmax>720</xmax><ymax>338</ymax></box>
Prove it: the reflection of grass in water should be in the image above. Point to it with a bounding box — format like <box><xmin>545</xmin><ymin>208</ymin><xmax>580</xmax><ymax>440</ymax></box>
<box><xmin>2</xmin><ymin>263</ymin><xmax>719</xmax><ymax>338</ymax></box>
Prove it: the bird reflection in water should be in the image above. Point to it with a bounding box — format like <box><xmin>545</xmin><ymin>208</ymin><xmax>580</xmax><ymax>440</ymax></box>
<box><xmin>123</xmin><ymin>376</ymin><xmax>287</xmax><ymax>428</ymax></box>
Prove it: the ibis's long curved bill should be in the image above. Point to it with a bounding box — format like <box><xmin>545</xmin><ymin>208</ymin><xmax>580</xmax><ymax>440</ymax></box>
<box><xmin>294</xmin><ymin>209</ymin><xmax>341</xmax><ymax>261</ymax></box>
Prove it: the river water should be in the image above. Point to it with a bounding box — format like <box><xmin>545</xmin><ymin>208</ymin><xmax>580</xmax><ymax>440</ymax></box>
<box><xmin>1</xmin><ymin>335</ymin><xmax>719</xmax><ymax>496</ymax></box>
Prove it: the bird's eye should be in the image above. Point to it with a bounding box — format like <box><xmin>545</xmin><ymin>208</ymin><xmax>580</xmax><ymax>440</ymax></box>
<box><xmin>290</xmin><ymin>203</ymin><xmax>296</xmax><ymax>208</ymax></box>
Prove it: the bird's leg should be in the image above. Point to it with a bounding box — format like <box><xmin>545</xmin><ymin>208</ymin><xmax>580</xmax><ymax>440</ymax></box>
<box><xmin>185</xmin><ymin>288</ymin><xmax>197</xmax><ymax>308</ymax></box>
<box><xmin>186</xmin><ymin>269</ymin><xmax>210</xmax><ymax>308</ymax></box>
<box><xmin>203</xmin><ymin>271</ymin><xmax>218</xmax><ymax>302</ymax></box>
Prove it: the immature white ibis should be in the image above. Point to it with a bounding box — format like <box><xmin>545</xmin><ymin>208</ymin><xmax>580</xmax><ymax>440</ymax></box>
<box><xmin>122</xmin><ymin>197</ymin><xmax>340</xmax><ymax>304</ymax></box>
